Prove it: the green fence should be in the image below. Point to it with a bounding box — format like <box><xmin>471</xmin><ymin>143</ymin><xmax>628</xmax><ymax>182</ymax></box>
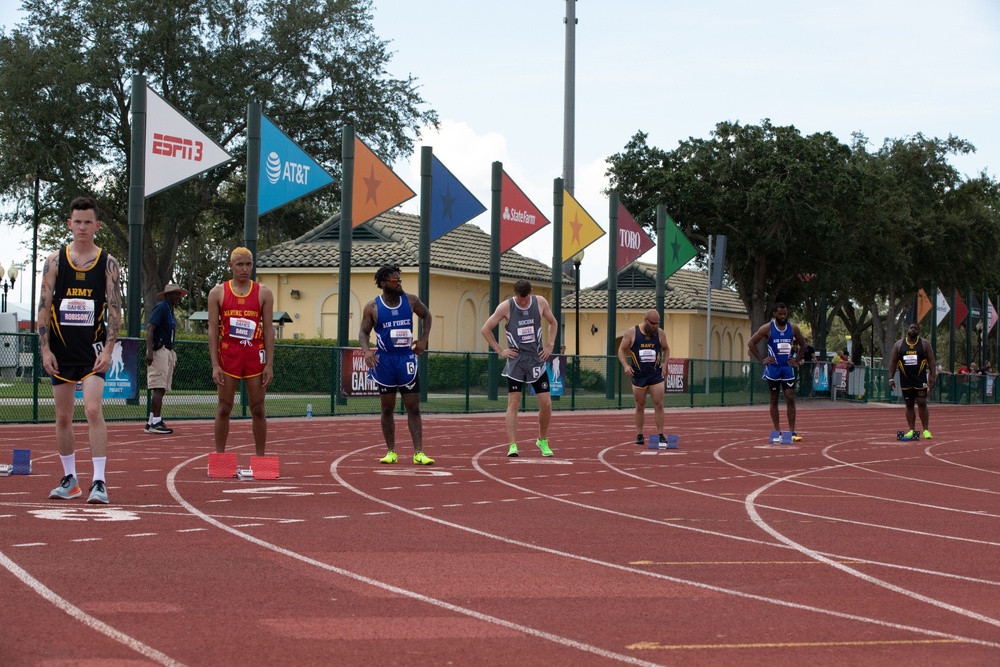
<box><xmin>1</xmin><ymin>333</ymin><xmax>996</xmax><ymax>424</ymax></box>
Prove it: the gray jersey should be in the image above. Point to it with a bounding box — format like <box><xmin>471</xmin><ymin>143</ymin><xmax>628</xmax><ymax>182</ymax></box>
<box><xmin>502</xmin><ymin>295</ymin><xmax>546</xmax><ymax>382</ymax></box>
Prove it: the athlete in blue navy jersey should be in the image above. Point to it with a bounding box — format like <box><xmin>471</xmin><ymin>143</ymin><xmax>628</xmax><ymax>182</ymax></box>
<box><xmin>747</xmin><ymin>302</ymin><xmax>807</xmax><ymax>441</ymax></box>
<box><xmin>618</xmin><ymin>309</ymin><xmax>671</xmax><ymax>445</ymax></box>
<box><xmin>359</xmin><ymin>264</ymin><xmax>434</xmax><ymax>465</ymax></box>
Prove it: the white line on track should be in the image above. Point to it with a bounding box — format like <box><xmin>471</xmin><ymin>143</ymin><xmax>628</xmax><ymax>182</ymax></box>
<box><xmin>0</xmin><ymin>550</ymin><xmax>186</xmax><ymax>666</ymax></box>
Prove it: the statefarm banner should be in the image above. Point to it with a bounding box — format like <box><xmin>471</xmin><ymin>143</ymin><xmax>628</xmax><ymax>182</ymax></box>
<box><xmin>258</xmin><ymin>115</ymin><xmax>335</xmax><ymax>215</ymax></box>
<box><xmin>616</xmin><ymin>203</ymin><xmax>656</xmax><ymax>271</ymax></box>
<box><xmin>500</xmin><ymin>170</ymin><xmax>550</xmax><ymax>253</ymax></box>
<box><xmin>144</xmin><ymin>86</ymin><xmax>232</xmax><ymax>197</ymax></box>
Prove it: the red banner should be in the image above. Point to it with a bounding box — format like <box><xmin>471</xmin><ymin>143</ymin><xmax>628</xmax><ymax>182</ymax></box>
<box><xmin>663</xmin><ymin>358</ymin><xmax>688</xmax><ymax>394</ymax></box>
<box><xmin>616</xmin><ymin>203</ymin><xmax>656</xmax><ymax>271</ymax></box>
<box><xmin>341</xmin><ymin>348</ymin><xmax>379</xmax><ymax>397</ymax></box>
<box><xmin>500</xmin><ymin>170</ymin><xmax>550</xmax><ymax>253</ymax></box>
<box><xmin>953</xmin><ymin>291</ymin><xmax>968</xmax><ymax>328</ymax></box>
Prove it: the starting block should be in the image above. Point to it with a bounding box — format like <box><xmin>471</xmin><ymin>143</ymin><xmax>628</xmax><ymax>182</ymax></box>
<box><xmin>0</xmin><ymin>464</ymin><xmax>11</xmax><ymax>476</ymax></box>
<box><xmin>208</xmin><ymin>452</ymin><xmax>238</xmax><ymax>478</ymax></box>
<box><xmin>250</xmin><ymin>455</ymin><xmax>279</xmax><ymax>480</ymax></box>
<box><xmin>896</xmin><ymin>431</ymin><xmax>917</xmax><ymax>441</ymax></box>
<box><xmin>769</xmin><ymin>430</ymin><xmax>793</xmax><ymax>444</ymax></box>
<box><xmin>12</xmin><ymin>449</ymin><xmax>31</xmax><ymax>475</ymax></box>
<box><xmin>647</xmin><ymin>434</ymin><xmax>680</xmax><ymax>450</ymax></box>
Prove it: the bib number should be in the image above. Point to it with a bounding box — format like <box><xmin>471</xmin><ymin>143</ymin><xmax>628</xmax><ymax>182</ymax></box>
<box><xmin>59</xmin><ymin>298</ymin><xmax>95</xmax><ymax>327</ymax></box>
<box><xmin>230</xmin><ymin>317</ymin><xmax>257</xmax><ymax>340</ymax></box>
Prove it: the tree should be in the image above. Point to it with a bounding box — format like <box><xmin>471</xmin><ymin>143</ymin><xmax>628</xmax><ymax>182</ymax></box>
<box><xmin>0</xmin><ymin>0</ymin><xmax>437</xmax><ymax>321</ymax></box>
<box><xmin>606</xmin><ymin>120</ymin><xmax>856</xmax><ymax>332</ymax></box>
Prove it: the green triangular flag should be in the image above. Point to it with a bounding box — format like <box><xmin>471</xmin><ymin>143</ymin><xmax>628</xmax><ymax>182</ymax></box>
<box><xmin>662</xmin><ymin>211</ymin><xmax>698</xmax><ymax>278</ymax></box>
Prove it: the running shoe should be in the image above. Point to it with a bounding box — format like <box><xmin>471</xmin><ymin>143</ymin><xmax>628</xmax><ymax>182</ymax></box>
<box><xmin>87</xmin><ymin>480</ymin><xmax>109</xmax><ymax>504</ymax></box>
<box><xmin>536</xmin><ymin>438</ymin><xmax>553</xmax><ymax>457</ymax></box>
<box><xmin>413</xmin><ymin>451</ymin><xmax>434</xmax><ymax>465</ymax></box>
<box><xmin>49</xmin><ymin>474</ymin><xmax>82</xmax><ymax>500</ymax></box>
<box><xmin>922</xmin><ymin>429</ymin><xmax>932</xmax><ymax>440</ymax></box>
<box><xmin>635</xmin><ymin>434</ymin><xmax>644</xmax><ymax>445</ymax></box>
<box><xmin>144</xmin><ymin>421</ymin><xmax>173</xmax><ymax>434</ymax></box>
<box><xmin>791</xmin><ymin>433</ymin><xmax>803</xmax><ymax>442</ymax></box>
<box><xmin>379</xmin><ymin>450</ymin><xmax>398</xmax><ymax>464</ymax></box>
<box><xmin>507</xmin><ymin>443</ymin><xmax>519</xmax><ymax>457</ymax></box>
<box><xmin>903</xmin><ymin>429</ymin><xmax>915</xmax><ymax>440</ymax></box>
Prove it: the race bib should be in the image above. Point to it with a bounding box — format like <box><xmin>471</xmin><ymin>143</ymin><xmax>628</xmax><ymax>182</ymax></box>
<box><xmin>517</xmin><ymin>325</ymin><xmax>536</xmax><ymax>344</ymax></box>
<box><xmin>638</xmin><ymin>349</ymin><xmax>657</xmax><ymax>363</ymax></box>
<box><xmin>903</xmin><ymin>353</ymin><xmax>918</xmax><ymax>366</ymax></box>
<box><xmin>59</xmin><ymin>298</ymin><xmax>95</xmax><ymax>327</ymax></box>
<box><xmin>777</xmin><ymin>342</ymin><xmax>792</xmax><ymax>355</ymax></box>
<box><xmin>390</xmin><ymin>328</ymin><xmax>412</xmax><ymax>348</ymax></box>
<box><xmin>229</xmin><ymin>317</ymin><xmax>257</xmax><ymax>341</ymax></box>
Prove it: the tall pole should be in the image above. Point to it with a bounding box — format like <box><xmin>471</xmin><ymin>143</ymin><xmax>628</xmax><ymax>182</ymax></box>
<box><xmin>562</xmin><ymin>0</ymin><xmax>576</xmax><ymax>196</ymax></box>
<box><xmin>551</xmin><ymin>178</ymin><xmax>564</xmax><ymax>354</ymax></box>
<box><xmin>606</xmin><ymin>194</ymin><xmax>619</xmax><ymax>400</ymax></box>
<box><xmin>30</xmin><ymin>173</ymin><xmax>39</xmax><ymax>331</ymax></box>
<box><xmin>418</xmin><ymin>146</ymin><xmax>432</xmax><ymax>402</ymax></box>
<box><xmin>244</xmin><ymin>103</ymin><xmax>261</xmax><ymax>279</ymax></box>
<box><xmin>705</xmin><ymin>235</ymin><xmax>712</xmax><ymax>393</ymax></box>
<box><xmin>126</xmin><ymin>74</ymin><xmax>146</xmax><ymax>338</ymax></box>
<box><xmin>338</xmin><ymin>126</ymin><xmax>355</xmax><ymax>348</ymax></box>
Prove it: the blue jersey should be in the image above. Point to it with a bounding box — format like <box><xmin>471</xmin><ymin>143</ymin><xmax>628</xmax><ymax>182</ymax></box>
<box><xmin>763</xmin><ymin>320</ymin><xmax>795</xmax><ymax>381</ymax></box>
<box><xmin>374</xmin><ymin>293</ymin><xmax>414</xmax><ymax>355</ymax></box>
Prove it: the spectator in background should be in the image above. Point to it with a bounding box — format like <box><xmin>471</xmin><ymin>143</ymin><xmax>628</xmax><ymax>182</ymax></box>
<box><xmin>144</xmin><ymin>283</ymin><xmax>188</xmax><ymax>434</ymax></box>
<box><xmin>798</xmin><ymin>336</ymin><xmax>815</xmax><ymax>396</ymax></box>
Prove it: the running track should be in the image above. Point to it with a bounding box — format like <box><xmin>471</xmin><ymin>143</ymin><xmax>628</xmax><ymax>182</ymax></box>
<box><xmin>1</xmin><ymin>403</ymin><xmax>998</xmax><ymax>666</ymax></box>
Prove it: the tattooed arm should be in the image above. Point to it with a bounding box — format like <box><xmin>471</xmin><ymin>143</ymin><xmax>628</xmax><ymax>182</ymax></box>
<box><xmin>94</xmin><ymin>253</ymin><xmax>122</xmax><ymax>373</ymax></box>
<box><xmin>37</xmin><ymin>251</ymin><xmax>60</xmax><ymax>376</ymax></box>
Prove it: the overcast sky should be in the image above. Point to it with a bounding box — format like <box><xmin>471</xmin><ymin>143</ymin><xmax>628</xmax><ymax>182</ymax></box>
<box><xmin>2</xmin><ymin>0</ymin><xmax>999</xmax><ymax>307</ymax></box>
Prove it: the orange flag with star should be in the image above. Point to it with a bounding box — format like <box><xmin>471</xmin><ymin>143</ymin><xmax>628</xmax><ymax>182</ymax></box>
<box><xmin>351</xmin><ymin>136</ymin><xmax>416</xmax><ymax>227</ymax></box>
<box><xmin>916</xmin><ymin>288</ymin><xmax>932</xmax><ymax>323</ymax></box>
<box><xmin>561</xmin><ymin>188</ymin><xmax>605</xmax><ymax>259</ymax></box>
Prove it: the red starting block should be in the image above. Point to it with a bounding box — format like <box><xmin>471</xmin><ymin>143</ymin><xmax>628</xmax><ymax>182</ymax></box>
<box><xmin>208</xmin><ymin>452</ymin><xmax>238</xmax><ymax>478</ymax></box>
<box><xmin>250</xmin><ymin>455</ymin><xmax>280</xmax><ymax>480</ymax></box>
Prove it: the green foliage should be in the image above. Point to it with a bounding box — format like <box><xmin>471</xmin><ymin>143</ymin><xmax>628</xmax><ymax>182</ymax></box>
<box><xmin>0</xmin><ymin>0</ymin><xmax>438</xmax><ymax>311</ymax></box>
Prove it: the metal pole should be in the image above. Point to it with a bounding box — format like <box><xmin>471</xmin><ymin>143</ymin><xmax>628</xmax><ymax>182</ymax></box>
<box><xmin>562</xmin><ymin>0</ymin><xmax>576</xmax><ymax>195</ymax></box>
<box><xmin>30</xmin><ymin>173</ymin><xmax>39</xmax><ymax>331</ymax></box>
<box><xmin>705</xmin><ymin>235</ymin><xmax>712</xmax><ymax>394</ymax></box>
<box><xmin>244</xmin><ymin>103</ymin><xmax>261</xmax><ymax>279</ymax></box>
<box><xmin>338</xmin><ymin>126</ymin><xmax>355</xmax><ymax>348</ymax></box>
<box><xmin>551</xmin><ymin>178</ymin><xmax>563</xmax><ymax>355</ymax></box>
<box><xmin>126</xmin><ymin>74</ymin><xmax>147</xmax><ymax>338</ymax></box>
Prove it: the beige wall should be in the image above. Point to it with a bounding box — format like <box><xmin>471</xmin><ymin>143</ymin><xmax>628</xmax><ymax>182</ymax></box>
<box><xmin>258</xmin><ymin>268</ymin><xmax>554</xmax><ymax>351</ymax></box>
<box><xmin>562</xmin><ymin>309</ymin><xmax>750</xmax><ymax>361</ymax></box>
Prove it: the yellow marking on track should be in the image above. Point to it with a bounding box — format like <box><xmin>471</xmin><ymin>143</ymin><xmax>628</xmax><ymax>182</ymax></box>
<box><xmin>630</xmin><ymin>559</ymin><xmax>865</xmax><ymax>565</ymax></box>
<box><xmin>627</xmin><ymin>639</ymin><xmax>964</xmax><ymax>650</ymax></box>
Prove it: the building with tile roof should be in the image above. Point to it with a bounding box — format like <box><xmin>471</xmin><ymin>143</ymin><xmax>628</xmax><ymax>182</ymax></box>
<box><xmin>561</xmin><ymin>262</ymin><xmax>751</xmax><ymax>361</ymax></box>
<box><xmin>256</xmin><ymin>210</ymin><xmax>570</xmax><ymax>351</ymax></box>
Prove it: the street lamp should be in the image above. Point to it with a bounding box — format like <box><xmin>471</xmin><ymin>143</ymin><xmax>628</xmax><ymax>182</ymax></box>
<box><xmin>572</xmin><ymin>250</ymin><xmax>584</xmax><ymax>394</ymax></box>
<box><xmin>0</xmin><ymin>262</ymin><xmax>18</xmax><ymax>313</ymax></box>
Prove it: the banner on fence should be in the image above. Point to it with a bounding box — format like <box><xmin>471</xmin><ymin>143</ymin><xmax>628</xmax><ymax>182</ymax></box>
<box><xmin>341</xmin><ymin>348</ymin><xmax>379</xmax><ymax>397</ymax></box>
<box><xmin>548</xmin><ymin>355</ymin><xmax>565</xmax><ymax>397</ymax></box>
<box><xmin>664</xmin><ymin>358</ymin><xmax>688</xmax><ymax>394</ymax></box>
<box><xmin>813</xmin><ymin>361</ymin><xmax>830</xmax><ymax>392</ymax></box>
<box><xmin>74</xmin><ymin>339</ymin><xmax>139</xmax><ymax>400</ymax></box>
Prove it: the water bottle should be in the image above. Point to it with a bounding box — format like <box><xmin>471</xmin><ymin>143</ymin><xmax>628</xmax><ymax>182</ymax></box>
<box><xmin>306</xmin><ymin>403</ymin><xmax>313</xmax><ymax>420</ymax></box>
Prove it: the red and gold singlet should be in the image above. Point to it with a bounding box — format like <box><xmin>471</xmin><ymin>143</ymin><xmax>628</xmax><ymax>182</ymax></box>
<box><xmin>218</xmin><ymin>280</ymin><xmax>265</xmax><ymax>378</ymax></box>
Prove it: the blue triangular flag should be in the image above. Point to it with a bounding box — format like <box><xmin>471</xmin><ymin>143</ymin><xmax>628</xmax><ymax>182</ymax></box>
<box><xmin>258</xmin><ymin>115</ymin><xmax>335</xmax><ymax>215</ymax></box>
<box><xmin>430</xmin><ymin>154</ymin><xmax>486</xmax><ymax>241</ymax></box>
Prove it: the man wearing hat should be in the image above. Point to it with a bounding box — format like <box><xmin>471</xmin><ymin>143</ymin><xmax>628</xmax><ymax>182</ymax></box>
<box><xmin>145</xmin><ymin>282</ymin><xmax>187</xmax><ymax>434</ymax></box>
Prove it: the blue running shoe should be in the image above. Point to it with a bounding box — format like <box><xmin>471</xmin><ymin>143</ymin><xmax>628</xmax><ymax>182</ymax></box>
<box><xmin>87</xmin><ymin>480</ymin><xmax>109</xmax><ymax>504</ymax></box>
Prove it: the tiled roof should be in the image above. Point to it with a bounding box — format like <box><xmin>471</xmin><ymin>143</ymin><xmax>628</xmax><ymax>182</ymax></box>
<box><xmin>561</xmin><ymin>262</ymin><xmax>748</xmax><ymax>316</ymax></box>
<box><xmin>257</xmin><ymin>210</ymin><xmax>573</xmax><ymax>284</ymax></box>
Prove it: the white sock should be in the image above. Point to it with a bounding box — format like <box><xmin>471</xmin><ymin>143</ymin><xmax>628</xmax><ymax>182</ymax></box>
<box><xmin>60</xmin><ymin>454</ymin><xmax>76</xmax><ymax>477</ymax></box>
<box><xmin>92</xmin><ymin>456</ymin><xmax>107</xmax><ymax>482</ymax></box>
<box><xmin>149</xmin><ymin>413</ymin><xmax>161</xmax><ymax>425</ymax></box>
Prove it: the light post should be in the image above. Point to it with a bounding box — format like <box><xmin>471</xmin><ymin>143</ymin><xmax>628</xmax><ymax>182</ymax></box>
<box><xmin>572</xmin><ymin>250</ymin><xmax>584</xmax><ymax>396</ymax></box>
<box><xmin>0</xmin><ymin>262</ymin><xmax>18</xmax><ymax>313</ymax></box>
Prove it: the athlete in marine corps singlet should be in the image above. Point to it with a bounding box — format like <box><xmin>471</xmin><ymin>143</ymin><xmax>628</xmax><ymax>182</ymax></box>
<box><xmin>208</xmin><ymin>247</ymin><xmax>275</xmax><ymax>456</ymax></box>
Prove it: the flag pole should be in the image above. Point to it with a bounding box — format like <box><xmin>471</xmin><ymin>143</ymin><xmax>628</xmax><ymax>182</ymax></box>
<box><xmin>126</xmin><ymin>75</ymin><xmax>146</xmax><ymax>338</ymax></box>
<box><xmin>244</xmin><ymin>103</ymin><xmax>261</xmax><ymax>279</ymax></box>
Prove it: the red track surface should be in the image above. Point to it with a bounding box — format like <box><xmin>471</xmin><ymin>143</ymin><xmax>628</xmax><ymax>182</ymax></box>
<box><xmin>2</xmin><ymin>403</ymin><xmax>999</xmax><ymax>666</ymax></box>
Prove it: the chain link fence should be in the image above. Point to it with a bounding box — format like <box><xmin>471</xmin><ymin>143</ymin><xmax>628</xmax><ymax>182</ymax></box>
<box><xmin>1</xmin><ymin>333</ymin><xmax>996</xmax><ymax>424</ymax></box>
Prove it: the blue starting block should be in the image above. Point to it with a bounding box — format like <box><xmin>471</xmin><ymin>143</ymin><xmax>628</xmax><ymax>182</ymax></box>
<box><xmin>12</xmin><ymin>449</ymin><xmax>31</xmax><ymax>475</ymax></box>
<box><xmin>896</xmin><ymin>430</ymin><xmax>917</xmax><ymax>441</ymax></box>
<box><xmin>769</xmin><ymin>430</ymin><xmax>793</xmax><ymax>444</ymax></box>
<box><xmin>647</xmin><ymin>434</ymin><xmax>680</xmax><ymax>450</ymax></box>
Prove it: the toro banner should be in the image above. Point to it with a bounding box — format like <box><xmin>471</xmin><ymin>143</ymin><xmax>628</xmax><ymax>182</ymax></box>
<box><xmin>664</xmin><ymin>358</ymin><xmax>689</xmax><ymax>394</ymax></box>
<box><xmin>341</xmin><ymin>348</ymin><xmax>379</xmax><ymax>397</ymax></box>
<box><xmin>616</xmin><ymin>203</ymin><xmax>656</xmax><ymax>271</ymax></box>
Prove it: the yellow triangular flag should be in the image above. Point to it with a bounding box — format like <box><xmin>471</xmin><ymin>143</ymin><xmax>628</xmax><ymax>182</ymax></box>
<box><xmin>561</xmin><ymin>189</ymin><xmax>605</xmax><ymax>259</ymax></box>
